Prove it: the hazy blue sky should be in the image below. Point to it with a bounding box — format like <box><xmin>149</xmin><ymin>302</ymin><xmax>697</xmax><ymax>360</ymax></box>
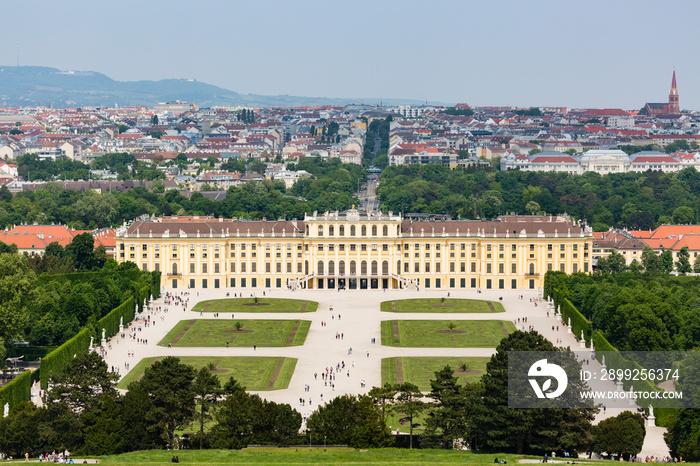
<box><xmin>2</xmin><ymin>0</ymin><xmax>698</xmax><ymax>109</ymax></box>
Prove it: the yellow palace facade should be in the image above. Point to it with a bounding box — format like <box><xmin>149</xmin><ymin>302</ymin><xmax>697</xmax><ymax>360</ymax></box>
<box><xmin>115</xmin><ymin>210</ymin><xmax>593</xmax><ymax>291</ymax></box>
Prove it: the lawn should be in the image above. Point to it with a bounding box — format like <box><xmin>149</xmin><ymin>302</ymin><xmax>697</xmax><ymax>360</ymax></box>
<box><xmin>95</xmin><ymin>448</ymin><xmax>536</xmax><ymax>464</ymax></box>
<box><xmin>381</xmin><ymin>357</ymin><xmax>491</xmax><ymax>392</ymax></box>
<box><xmin>381</xmin><ymin>298</ymin><xmax>504</xmax><ymax>313</ymax></box>
<box><xmin>158</xmin><ymin>319</ymin><xmax>311</xmax><ymax>347</ymax></box>
<box><xmin>191</xmin><ymin>298</ymin><xmax>318</xmax><ymax>313</ymax></box>
<box><xmin>381</xmin><ymin>320</ymin><xmax>515</xmax><ymax>347</ymax></box>
<box><xmin>117</xmin><ymin>356</ymin><xmax>297</xmax><ymax>391</ymax></box>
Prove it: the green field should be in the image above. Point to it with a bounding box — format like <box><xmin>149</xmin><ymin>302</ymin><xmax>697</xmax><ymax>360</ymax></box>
<box><xmin>381</xmin><ymin>298</ymin><xmax>505</xmax><ymax>313</ymax></box>
<box><xmin>381</xmin><ymin>320</ymin><xmax>515</xmax><ymax>347</ymax></box>
<box><xmin>381</xmin><ymin>357</ymin><xmax>491</xmax><ymax>392</ymax></box>
<box><xmin>117</xmin><ymin>356</ymin><xmax>297</xmax><ymax>391</ymax></box>
<box><xmin>95</xmin><ymin>448</ymin><xmax>538</xmax><ymax>464</ymax></box>
<box><xmin>159</xmin><ymin>319</ymin><xmax>311</xmax><ymax>347</ymax></box>
<box><xmin>192</xmin><ymin>298</ymin><xmax>318</xmax><ymax>313</ymax></box>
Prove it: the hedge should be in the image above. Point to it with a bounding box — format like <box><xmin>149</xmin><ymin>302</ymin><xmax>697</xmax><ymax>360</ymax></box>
<box><xmin>137</xmin><ymin>285</ymin><xmax>151</xmax><ymax>313</ymax></box>
<box><xmin>543</xmin><ymin>271</ymin><xmax>568</xmax><ymax>301</ymax></box>
<box><xmin>592</xmin><ymin>330</ymin><xmax>668</xmax><ymax>410</ymax></box>
<box><xmin>40</xmin><ymin>327</ymin><xmax>92</xmax><ymax>388</ymax></box>
<box><xmin>36</xmin><ymin>269</ymin><xmax>142</xmax><ymax>286</ymax></box>
<box><xmin>97</xmin><ymin>297</ymin><xmax>135</xmax><ymax>340</ymax></box>
<box><xmin>554</xmin><ymin>290</ymin><xmax>593</xmax><ymax>346</ymax></box>
<box><xmin>0</xmin><ymin>369</ymin><xmax>34</xmax><ymax>411</ymax></box>
<box><xmin>7</xmin><ymin>346</ymin><xmax>57</xmax><ymax>362</ymax></box>
<box><xmin>151</xmin><ymin>271</ymin><xmax>162</xmax><ymax>299</ymax></box>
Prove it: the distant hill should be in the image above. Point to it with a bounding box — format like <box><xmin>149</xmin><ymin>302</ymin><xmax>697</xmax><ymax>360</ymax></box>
<box><xmin>0</xmin><ymin>66</ymin><xmax>439</xmax><ymax>108</ymax></box>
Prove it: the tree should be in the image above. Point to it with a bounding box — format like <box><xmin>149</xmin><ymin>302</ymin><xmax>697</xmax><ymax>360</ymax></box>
<box><xmin>525</xmin><ymin>201</ymin><xmax>541</xmax><ymax>215</ymax></box>
<box><xmin>65</xmin><ymin>233</ymin><xmax>96</xmax><ymax>270</ymax></box>
<box><xmin>673</xmin><ymin>206</ymin><xmax>695</xmax><ymax>224</ymax></box>
<box><xmin>394</xmin><ymin>382</ymin><xmax>426</xmax><ymax>449</ymax></box>
<box><xmin>693</xmin><ymin>255</ymin><xmax>700</xmax><ymax>273</ymax></box>
<box><xmin>628</xmin><ymin>258</ymin><xmax>643</xmax><ymax>273</ymax></box>
<box><xmin>305</xmin><ymin>394</ymin><xmax>391</xmax><ymax>448</ymax></box>
<box><xmin>423</xmin><ymin>365</ymin><xmax>473</xmax><ymax>449</ymax></box>
<box><xmin>246</xmin><ymin>159</ymin><xmax>266</xmax><ymax>175</ymax></box>
<box><xmin>136</xmin><ymin>356</ymin><xmax>196</xmax><ymax>446</ymax></box>
<box><xmin>598</xmin><ymin>251</ymin><xmax>626</xmax><ymax>274</ymax></box>
<box><xmin>0</xmin><ymin>254</ymin><xmax>36</xmax><ymax>343</ymax></box>
<box><xmin>676</xmin><ymin>246</ymin><xmax>692</xmax><ymax>274</ymax></box>
<box><xmin>151</xmin><ymin>115</ymin><xmax>159</xmax><ymax>125</ymax></box>
<box><xmin>46</xmin><ymin>350</ymin><xmax>119</xmax><ymax>413</ymax></box>
<box><xmin>660</xmin><ymin>248</ymin><xmax>674</xmax><ymax>273</ymax></box>
<box><xmin>192</xmin><ymin>364</ymin><xmax>221</xmax><ymax>449</ymax></box>
<box><xmin>210</xmin><ymin>390</ymin><xmax>255</xmax><ymax>449</ymax></box>
<box><xmin>44</xmin><ymin>241</ymin><xmax>65</xmax><ymax>258</ymax></box>
<box><xmin>368</xmin><ymin>383</ymin><xmax>397</xmax><ymax>423</ymax></box>
<box><xmin>473</xmin><ymin>331</ymin><xmax>596</xmax><ymax>454</ymax></box>
<box><xmin>641</xmin><ymin>245</ymin><xmax>660</xmax><ymax>272</ymax></box>
<box><xmin>118</xmin><ymin>383</ymin><xmax>163</xmax><ymax>451</ymax></box>
<box><xmin>592</xmin><ymin>412</ymin><xmax>644</xmax><ymax>459</ymax></box>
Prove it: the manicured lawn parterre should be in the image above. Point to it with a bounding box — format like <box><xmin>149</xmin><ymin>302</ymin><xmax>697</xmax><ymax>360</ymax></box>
<box><xmin>381</xmin><ymin>298</ymin><xmax>505</xmax><ymax>313</ymax></box>
<box><xmin>95</xmin><ymin>448</ymin><xmax>537</xmax><ymax>464</ymax></box>
<box><xmin>191</xmin><ymin>298</ymin><xmax>318</xmax><ymax>313</ymax></box>
<box><xmin>117</xmin><ymin>356</ymin><xmax>297</xmax><ymax>391</ymax></box>
<box><xmin>381</xmin><ymin>357</ymin><xmax>491</xmax><ymax>392</ymax></box>
<box><xmin>158</xmin><ymin>319</ymin><xmax>311</xmax><ymax>347</ymax></box>
<box><xmin>381</xmin><ymin>320</ymin><xmax>515</xmax><ymax>347</ymax></box>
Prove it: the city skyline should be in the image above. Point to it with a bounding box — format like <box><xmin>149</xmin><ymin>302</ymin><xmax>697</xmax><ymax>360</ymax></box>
<box><xmin>1</xmin><ymin>0</ymin><xmax>699</xmax><ymax>110</ymax></box>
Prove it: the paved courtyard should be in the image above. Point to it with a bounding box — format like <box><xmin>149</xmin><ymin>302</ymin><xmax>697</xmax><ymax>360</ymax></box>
<box><xmin>103</xmin><ymin>286</ymin><xmax>668</xmax><ymax>456</ymax></box>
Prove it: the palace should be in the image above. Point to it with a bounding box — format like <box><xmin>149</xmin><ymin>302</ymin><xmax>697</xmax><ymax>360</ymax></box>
<box><xmin>115</xmin><ymin>210</ymin><xmax>593</xmax><ymax>291</ymax></box>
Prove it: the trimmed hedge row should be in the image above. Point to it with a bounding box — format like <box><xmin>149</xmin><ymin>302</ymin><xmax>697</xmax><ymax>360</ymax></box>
<box><xmin>36</xmin><ymin>269</ymin><xmax>142</xmax><ymax>286</ymax></box>
<box><xmin>543</xmin><ymin>271</ymin><xmax>568</xmax><ymax>301</ymax></box>
<box><xmin>40</xmin><ymin>327</ymin><xmax>92</xmax><ymax>388</ymax></box>
<box><xmin>137</xmin><ymin>285</ymin><xmax>150</xmax><ymax>313</ymax></box>
<box><xmin>553</xmin><ymin>290</ymin><xmax>593</xmax><ymax>346</ymax></box>
<box><xmin>97</xmin><ymin>297</ymin><xmax>135</xmax><ymax>340</ymax></box>
<box><xmin>7</xmin><ymin>346</ymin><xmax>57</xmax><ymax>362</ymax></box>
<box><xmin>592</xmin><ymin>330</ymin><xmax>661</xmax><ymax>398</ymax></box>
<box><xmin>151</xmin><ymin>271</ymin><xmax>162</xmax><ymax>299</ymax></box>
<box><xmin>0</xmin><ymin>369</ymin><xmax>34</xmax><ymax>410</ymax></box>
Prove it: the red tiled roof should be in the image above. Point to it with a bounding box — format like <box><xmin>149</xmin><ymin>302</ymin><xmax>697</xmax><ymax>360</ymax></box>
<box><xmin>0</xmin><ymin>233</ymin><xmax>46</xmax><ymax>250</ymax></box>
<box><xmin>632</xmin><ymin>156</ymin><xmax>677</xmax><ymax>163</ymax></box>
<box><xmin>532</xmin><ymin>156</ymin><xmax>578</xmax><ymax>163</ymax></box>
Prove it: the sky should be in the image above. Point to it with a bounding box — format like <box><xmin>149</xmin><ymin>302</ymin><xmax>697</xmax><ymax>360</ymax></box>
<box><xmin>2</xmin><ymin>0</ymin><xmax>699</xmax><ymax>109</ymax></box>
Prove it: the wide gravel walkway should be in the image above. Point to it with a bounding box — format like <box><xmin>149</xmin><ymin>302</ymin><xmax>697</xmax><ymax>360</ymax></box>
<box><xmin>102</xmin><ymin>285</ymin><xmax>668</xmax><ymax>457</ymax></box>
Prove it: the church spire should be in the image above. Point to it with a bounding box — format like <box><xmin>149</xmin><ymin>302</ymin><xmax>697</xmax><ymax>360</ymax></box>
<box><xmin>668</xmin><ymin>69</ymin><xmax>679</xmax><ymax>115</ymax></box>
<box><xmin>671</xmin><ymin>69</ymin><xmax>677</xmax><ymax>90</ymax></box>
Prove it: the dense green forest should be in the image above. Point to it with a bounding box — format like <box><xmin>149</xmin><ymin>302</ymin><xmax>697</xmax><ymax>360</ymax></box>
<box><xmin>546</xmin><ymin>271</ymin><xmax>700</xmax><ymax>461</ymax></box>
<box><xmin>377</xmin><ymin>165</ymin><xmax>700</xmax><ymax>230</ymax></box>
<box><xmin>0</xmin><ymin>158</ymin><xmax>365</xmax><ymax>229</ymax></box>
<box><xmin>0</xmin><ymin>236</ymin><xmax>156</xmax><ymax>361</ymax></box>
<box><xmin>545</xmin><ymin>271</ymin><xmax>700</xmax><ymax>352</ymax></box>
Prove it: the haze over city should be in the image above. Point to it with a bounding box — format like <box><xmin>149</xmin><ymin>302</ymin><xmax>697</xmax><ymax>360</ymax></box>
<box><xmin>2</xmin><ymin>0</ymin><xmax>699</xmax><ymax>109</ymax></box>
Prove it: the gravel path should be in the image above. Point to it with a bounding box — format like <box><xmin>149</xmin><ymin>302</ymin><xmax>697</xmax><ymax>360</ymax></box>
<box><xmin>103</xmin><ymin>286</ymin><xmax>669</xmax><ymax>456</ymax></box>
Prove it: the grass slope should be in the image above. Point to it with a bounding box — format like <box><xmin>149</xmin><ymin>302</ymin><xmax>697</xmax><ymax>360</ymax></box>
<box><xmin>192</xmin><ymin>298</ymin><xmax>318</xmax><ymax>313</ymax></box>
<box><xmin>117</xmin><ymin>356</ymin><xmax>296</xmax><ymax>391</ymax></box>
<box><xmin>381</xmin><ymin>320</ymin><xmax>515</xmax><ymax>347</ymax></box>
<box><xmin>381</xmin><ymin>299</ymin><xmax>505</xmax><ymax>313</ymax></box>
<box><xmin>95</xmin><ymin>448</ymin><xmax>533</xmax><ymax>464</ymax></box>
<box><xmin>159</xmin><ymin>319</ymin><xmax>311</xmax><ymax>347</ymax></box>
